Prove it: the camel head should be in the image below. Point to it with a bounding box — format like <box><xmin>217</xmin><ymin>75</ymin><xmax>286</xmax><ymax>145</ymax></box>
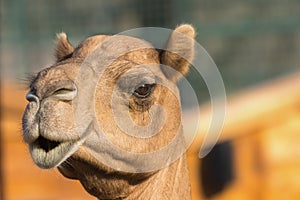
<box><xmin>22</xmin><ymin>24</ymin><xmax>195</xmax><ymax>199</ymax></box>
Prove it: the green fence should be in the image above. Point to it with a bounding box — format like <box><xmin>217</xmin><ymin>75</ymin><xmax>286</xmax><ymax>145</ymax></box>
<box><xmin>2</xmin><ymin>0</ymin><xmax>300</xmax><ymax>95</ymax></box>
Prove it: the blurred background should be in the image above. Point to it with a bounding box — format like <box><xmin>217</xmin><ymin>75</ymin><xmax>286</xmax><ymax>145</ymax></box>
<box><xmin>1</xmin><ymin>0</ymin><xmax>300</xmax><ymax>199</ymax></box>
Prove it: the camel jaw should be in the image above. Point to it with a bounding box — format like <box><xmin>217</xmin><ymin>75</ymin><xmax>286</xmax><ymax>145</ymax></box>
<box><xmin>29</xmin><ymin>136</ymin><xmax>79</xmax><ymax>169</ymax></box>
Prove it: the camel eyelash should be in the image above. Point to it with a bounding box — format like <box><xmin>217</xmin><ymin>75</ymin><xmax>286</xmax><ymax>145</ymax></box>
<box><xmin>19</xmin><ymin>73</ymin><xmax>38</xmax><ymax>89</ymax></box>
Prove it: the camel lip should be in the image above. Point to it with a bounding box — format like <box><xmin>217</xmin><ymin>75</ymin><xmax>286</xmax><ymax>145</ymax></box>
<box><xmin>29</xmin><ymin>137</ymin><xmax>75</xmax><ymax>169</ymax></box>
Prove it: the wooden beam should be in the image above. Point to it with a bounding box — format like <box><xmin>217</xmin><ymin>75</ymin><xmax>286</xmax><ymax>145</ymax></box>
<box><xmin>187</xmin><ymin>72</ymin><xmax>300</xmax><ymax>155</ymax></box>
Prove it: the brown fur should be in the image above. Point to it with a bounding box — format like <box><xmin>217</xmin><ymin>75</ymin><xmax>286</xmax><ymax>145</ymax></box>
<box><xmin>22</xmin><ymin>24</ymin><xmax>195</xmax><ymax>199</ymax></box>
<box><xmin>55</xmin><ymin>32</ymin><xmax>75</xmax><ymax>62</ymax></box>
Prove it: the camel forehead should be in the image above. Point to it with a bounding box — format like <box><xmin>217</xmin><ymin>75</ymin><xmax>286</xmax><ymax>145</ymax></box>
<box><xmin>73</xmin><ymin>34</ymin><xmax>160</xmax><ymax>81</ymax></box>
<box><xmin>73</xmin><ymin>34</ymin><xmax>158</xmax><ymax>62</ymax></box>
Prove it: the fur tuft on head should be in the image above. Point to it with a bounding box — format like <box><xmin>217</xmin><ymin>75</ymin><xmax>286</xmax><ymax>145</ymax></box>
<box><xmin>55</xmin><ymin>32</ymin><xmax>74</xmax><ymax>62</ymax></box>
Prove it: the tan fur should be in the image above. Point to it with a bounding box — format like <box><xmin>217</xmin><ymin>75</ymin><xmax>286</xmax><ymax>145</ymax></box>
<box><xmin>22</xmin><ymin>24</ymin><xmax>195</xmax><ymax>200</ymax></box>
<box><xmin>55</xmin><ymin>32</ymin><xmax>75</xmax><ymax>62</ymax></box>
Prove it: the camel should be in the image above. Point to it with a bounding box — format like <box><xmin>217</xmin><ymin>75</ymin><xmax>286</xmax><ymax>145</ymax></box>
<box><xmin>22</xmin><ymin>24</ymin><xmax>196</xmax><ymax>199</ymax></box>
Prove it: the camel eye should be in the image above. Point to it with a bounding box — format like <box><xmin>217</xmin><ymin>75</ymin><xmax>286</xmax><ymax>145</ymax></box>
<box><xmin>133</xmin><ymin>84</ymin><xmax>155</xmax><ymax>98</ymax></box>
<box><xmin>51</xmin><ymin>86</ymin><xmax>77</xmax><ymax>100</ymax></box>
<box><xmin>53</xmin><ymin>88</ymin><xmax>74</xmax><ymax>95</ymax></box>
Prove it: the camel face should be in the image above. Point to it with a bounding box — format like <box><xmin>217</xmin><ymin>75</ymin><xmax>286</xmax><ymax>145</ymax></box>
<box><xmin>22</xmin><ymin>36</ymin><xmax>167</xmax><ymax>169</ymax></box>
<box><xmin>22</xmin><ymin>25</ymin><xmax>195</xmax><ymax>199</ymax></box>
<box><xmin>22</xmin><ymin>63</ymin><xmax>82</xmax><ymax>168</ymax></box>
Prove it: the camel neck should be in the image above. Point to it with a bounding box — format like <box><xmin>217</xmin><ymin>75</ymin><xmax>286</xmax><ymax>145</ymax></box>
<box><xmin>125</xmin><ymin>155</ymin><xmax>191</xmax><ymax>200</ymax></box>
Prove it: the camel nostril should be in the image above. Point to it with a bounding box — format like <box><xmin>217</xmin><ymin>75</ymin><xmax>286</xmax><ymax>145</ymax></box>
<box><xmin>26</xmin><ymin>92</ymin><xmax>39</xmax><ymax>103</ymax></box>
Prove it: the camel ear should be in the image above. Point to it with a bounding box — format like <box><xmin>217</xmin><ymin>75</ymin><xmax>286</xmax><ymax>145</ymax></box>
<box><xmin>160</xmin><ymin>24</ymin><xmax>196</xmax><ymax>82</ymax></box>
<box><xmin>55</xmin><ymin>32</ymin><xmax>74</xmax><ymax>62</ymax></box>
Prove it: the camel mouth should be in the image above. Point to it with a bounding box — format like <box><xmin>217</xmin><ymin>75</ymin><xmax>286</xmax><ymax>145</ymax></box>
<box><xmin>29</xmin><ymin>136</ymin><xmax>75</xmax><ymax>169</ymax></box>
<box><xmin>36</xmin><ymin>136</ymin><xmax>61</xmax><ymax>152</ymax></box>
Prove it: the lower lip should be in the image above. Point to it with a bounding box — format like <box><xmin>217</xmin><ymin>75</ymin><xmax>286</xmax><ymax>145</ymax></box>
<box><xmin>29</xmin><ymin>141</ymin><xmax>74</xmax><ymax>169</ymax></box>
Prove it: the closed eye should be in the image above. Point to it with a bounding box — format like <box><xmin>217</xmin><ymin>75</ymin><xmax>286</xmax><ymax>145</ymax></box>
<box><xmin>51</xmin><ymin>86</ymin><xmax>77</xmax><ymax>100</ymax></box>
<box><xmin>52</xmin><ymin>88</ymin><xmax>75</xmax><ymax>95</ymax></box>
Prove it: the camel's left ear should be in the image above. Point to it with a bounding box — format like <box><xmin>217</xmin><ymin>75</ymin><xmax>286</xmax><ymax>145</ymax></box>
<box><xmin>160</xmin><ymin>24</ymin><xmax>196</xmax><ymax>82</ymax></box>
<box><xmin>54</xmin><ymin>32</ymin><xmax>74</xmax><ymax>62</ymax></box>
